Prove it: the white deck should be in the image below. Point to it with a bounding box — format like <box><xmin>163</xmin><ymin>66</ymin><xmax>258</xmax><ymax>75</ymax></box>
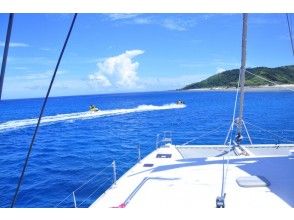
<box><xmin>91</xmin><ymin>144</ymin><xmax>294</xmax><ymax>208</ymax></box>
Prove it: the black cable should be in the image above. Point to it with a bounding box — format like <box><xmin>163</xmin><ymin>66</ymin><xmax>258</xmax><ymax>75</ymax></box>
<box><xmin>0</xmin><ymin>13</ymin><xmax>14</xmax><ymax>100</ymax></box>
<box><xmin>286</xmin><ymin>13</ymin><xmax>294</xmax><ymax>56</ymax></box>
<box><xmin>10</xmin><ymin>13</ymin><xmax>78</xmax><ymax>208</ymax></box>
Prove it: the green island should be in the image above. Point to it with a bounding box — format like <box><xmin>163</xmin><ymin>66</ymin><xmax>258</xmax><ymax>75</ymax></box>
<box><xmin>181</xmin><ymin>65</ymin><xmax>294</xmax><ymax>90</ymax></box>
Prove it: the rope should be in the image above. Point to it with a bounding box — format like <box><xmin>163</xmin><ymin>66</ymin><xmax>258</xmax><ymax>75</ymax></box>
<box><xmin>56</xmin><ymin>163</ymin><xmax>113</xmax><ymax>207</ymax></box>
<box><xmin>73</xmin><ymin>164</ymin><xmax>112</xmax><ymax>193</ymax></box>
<box><xmin>11</xmin><ymin>13</ymin><xmax>78</xmax><ymax>208</ymax></box>
<box><xmin>220</xmin><ymin>147</ymin><xmax>231</xmax><ymax>199</ymax></box>
<box><xmin>56</xmin><ymin>192</ymin><xmax>74</xmax><ymax>208</ymax></box>
<box><xmin>245</xmin><ymin>120</ymin><xmax>294</xmax><ymax>143</ymax></box>
<box><xmin>224</xmin><ymin>69</ymin><xmax>241</xmax><ymax>145</ymax></box>
<box><xmin>246</xmin><ymin>129</ymin><xmax>294</xmax><ymax>132</ymax></box>
<box><xmin>57</xmin><ymin>147</ymin><xmax>140</xmax><ymax>208</ymax></box>
<box><xmin>219</xmin><ymin>64</ymin><xmax>242</xmax><ymax>204</ymax></box>
<box><xmin>245</xmin><ymin>70</ymin><xmax>294</xmax><ymax>92</ymax></box>
<box><xmin>232</xmin><ymin>72</ymin><xmax>241</xmax><ymax>126</ymax></box>
<box><xmin>0</xmin><ymin>13</ymin><xmax>14</xmax><ymax>100</ymax></box>
<box><xmin>242</xmin><ymin>120</ymin><xmax>253</xmax><ymax>144</ymax></box>
<box><xmin>286</xmin><ymin>13</ymin><xmax>294</xmax><ymax>56</ymax></box>
<box><xmin>180</xmin><ymin>124</ymin><xmax>227</xmax><ymax>146</ymax></box>
<box><xmin>223</xmin><ymin>122</ymin><xmax>233</xmax><ymax>146</ymax></box>
<box><xmin>252</xmin><ymin>137</ymin><xmax>282</xmax><ymax>141</ymax></box>
<box><xmin>77</xmin><ymin>176</ymin><xmax>113</xmax><ymax>207</ymax></box>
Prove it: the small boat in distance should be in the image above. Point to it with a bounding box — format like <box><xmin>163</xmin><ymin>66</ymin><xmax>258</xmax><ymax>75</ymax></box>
<box><xmin>176</xmin><ymin>100</ymin><xmax>185</xmax><ymax>105</ymax></box>
<box><xmin>89</xmin><ymin>105</ymin><xmax>99</xmax><ymax>112</ymax></box>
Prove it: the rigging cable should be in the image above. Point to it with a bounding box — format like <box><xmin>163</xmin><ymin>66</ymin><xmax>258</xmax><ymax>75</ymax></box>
<box><xmin>223</xmin><ymin>70</ymin><xmax>241</xmax><ymax>146</ymax></box>
<box><xmin>11</xmin><ymin>13</ymin><xmax>78</xmax><ymax>208</ymax></box>
<box><xmin>56</xmin><ymin>163</ymin><xmax>112</xmax><ymax>207</ymax></box>
<box><xmin>218</xmin><ymin>67</ymin><xmax>241</xmax><ymax>208</ymax></box>
<box><xmin>245</xmin><ymin>120</ymin><xmax>294</xmax><ymax>144</ymax></box>
<box><xmin>217</xmin><ymin>13</ymin><xmax>248</xmax><ymax>208</ymax></box>
<box><xmin>181</xmin><ymin>124</ymin><xmax>227</xmax><ymax>146</ymax></box>
<box><xmin>286</xmin><ymin>13</ymin><xmax>294</xmax><ymax>56</ymax></box>
<box><xmin>0</xmin><ymin>13</ymin><xmax>14</xmax><ymax>101</ymax></box>
<box><xmin>245</xmin><ymin>69</ymin><xmax>294</xmax><ymax>92</ymax></box>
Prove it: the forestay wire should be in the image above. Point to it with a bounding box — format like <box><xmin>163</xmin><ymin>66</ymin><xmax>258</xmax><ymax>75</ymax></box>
<box><xmin>225</xmin><ymin>69</ymin><xmax>241</xmax><ymax>146</ymax></box>
<box><xmin>219</xmin><ymin>65</ymin><xmax>241</xmax><ymax>207</ymax></box>
<box><xmin>218</xmin><ymin>13</ymin><xmax>248</xmax><ymax>208</ymax></box>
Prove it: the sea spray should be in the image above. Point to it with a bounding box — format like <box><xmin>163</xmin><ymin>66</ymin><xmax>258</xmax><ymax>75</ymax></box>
<box><xmin>0</xmin><ymin>103</ymin><xmax>186</xmax><ymax>132</ymax></box>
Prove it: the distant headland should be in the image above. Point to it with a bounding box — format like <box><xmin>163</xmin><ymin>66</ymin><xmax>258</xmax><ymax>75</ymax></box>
<box><xmin>181</xmin><ymin>65</ymin><xmax>294</xmax><ymax>91</ymax></box>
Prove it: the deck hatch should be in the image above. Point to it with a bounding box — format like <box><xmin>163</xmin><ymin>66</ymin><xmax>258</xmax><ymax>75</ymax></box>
<box><xmin>143</xmin><ymin>163</ymin><xmax>154</xmax><ymax>167</ymax></box>
<box><xmin>236</xmin><ymin>176</ymin><xmax>270</xmax><ymax>187</ymax></box>
<box><xmin>156</xmin><ymin>154</ymin><xmax>172</xmax><ymax>158</ymax></box>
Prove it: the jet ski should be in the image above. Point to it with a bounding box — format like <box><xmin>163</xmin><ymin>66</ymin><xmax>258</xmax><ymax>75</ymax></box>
<box><xmin>176</xmin><ymin>100</ymin><xmax>185</xmax><ymax>105</ymax></box>
<box><xmin>89</xmin><ymin>105</ymin><xmax>99</xmax><ymax>112</ymax></box>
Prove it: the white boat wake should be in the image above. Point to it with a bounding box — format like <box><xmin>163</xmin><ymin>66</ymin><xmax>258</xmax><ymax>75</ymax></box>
<box><xmin>0</xmin><ymin>103</ymin><xmax>186</xmax><ymax>132</ymax></box>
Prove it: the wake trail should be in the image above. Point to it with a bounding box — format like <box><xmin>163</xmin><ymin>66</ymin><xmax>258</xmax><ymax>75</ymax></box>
<box><xmin>0</xmin><ymin>103</ymin><xmax>186</xmax><ymax>133</ymax></box>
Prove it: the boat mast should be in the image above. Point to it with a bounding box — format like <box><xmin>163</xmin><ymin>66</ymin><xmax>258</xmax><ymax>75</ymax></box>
<box><xmin>236</xmin><ymin>13</ymin><xmax>248</xmax><ymax>145</ymax></box>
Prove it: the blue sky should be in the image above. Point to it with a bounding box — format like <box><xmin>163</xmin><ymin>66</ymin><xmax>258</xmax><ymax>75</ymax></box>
<box><xmin>0</xmin><ymin>13</ymin><xmax>293</xmax><ymax>99</ymax></box>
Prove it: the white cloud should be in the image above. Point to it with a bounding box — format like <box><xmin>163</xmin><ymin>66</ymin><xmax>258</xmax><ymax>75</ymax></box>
<box><xmin>3</xmin><ymin>70</ymin><xmax>85</xmax><ymax>99</ymax></box>
<box><xmin>12</xmin><ymin>66</ymin><xmax>28</xmax><ymax>70</ymax></box>
<box><xmin>108</xmin><ymin>14</ymin><xmax>140</xmax><ymax>21</ymax></box>
<box><xmin>216</xmin><ymin>67</ymin><xmax>226</xmax><ymax>73</ymax></box>
<box><xmin>40</xmin><ymin>47</ymin><xmax>54</xmax><ymax>52</ymax></box>
<box><xmin>0</xmin><ymin>41</ymin><xmax>29</xmax><ymax>47</ymax></box>
<box><xmin>139</xmin><ymin>74</ymin><xmax>209</xmax><ymax>91</ymax></box>
<box><xmin>7</xmin><ymin>70</ymin><xmax>66</xmax><ymax>81</ymax></box>
<box><xmin>133</xmin><ymin>17</ymin><xmax>152</xmax><ymax>25</ymax></box>
<box><xmin>89</xmin><ymin>50</ymin><xmax>144</xmax><ymax>89</ymax></box>
<box><xmin>3</xmin><ymin>77</ymin><xmax>90</xmax><ymax>99</ymax></box>
<box><xmin>105</xmin><ymin>14</ymin><xmax>201</xmax><ymax>31</ymax></box>
<box><xmin>162</xmin><ymin>19</ymin><xmax>187</xmax><ymax>31</ymax></box>
<box><xmin>249</xmin><ymin>15</ymin><xmax>282</xmax><ymax>25</ymax></box>
<box><xmin>88</xmin><ymin>74</ymin><xmax>111</xmax><ymax>87</ymax></box>
<box><xmin>7</xmin><ymin>56</ymin><xmax>55</xmax><ymax>65</ymax></box>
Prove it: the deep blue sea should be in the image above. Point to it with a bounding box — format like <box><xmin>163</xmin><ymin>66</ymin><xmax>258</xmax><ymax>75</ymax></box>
<box><xmin>0</xmin><ymin>91</ymin><xmax>293</xmax><ymax>207</ymax></box>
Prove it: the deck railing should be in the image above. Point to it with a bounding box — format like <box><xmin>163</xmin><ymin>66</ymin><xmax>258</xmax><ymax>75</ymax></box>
<box><xmin>56</xmin><ymin>144</ymin><xmax>144</xmax><ymax>208</ymax></box>
<box><xmin>156</xmin><ymin>131</ymin><xmax>172</xmax><ymax>148</ymax></box>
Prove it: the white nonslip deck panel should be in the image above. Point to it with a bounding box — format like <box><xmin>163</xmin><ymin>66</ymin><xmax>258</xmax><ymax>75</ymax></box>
<box><xmin>91</xmin><ymin>144</ymin><xmax>294</xmax><ymax>208</ymax></box>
